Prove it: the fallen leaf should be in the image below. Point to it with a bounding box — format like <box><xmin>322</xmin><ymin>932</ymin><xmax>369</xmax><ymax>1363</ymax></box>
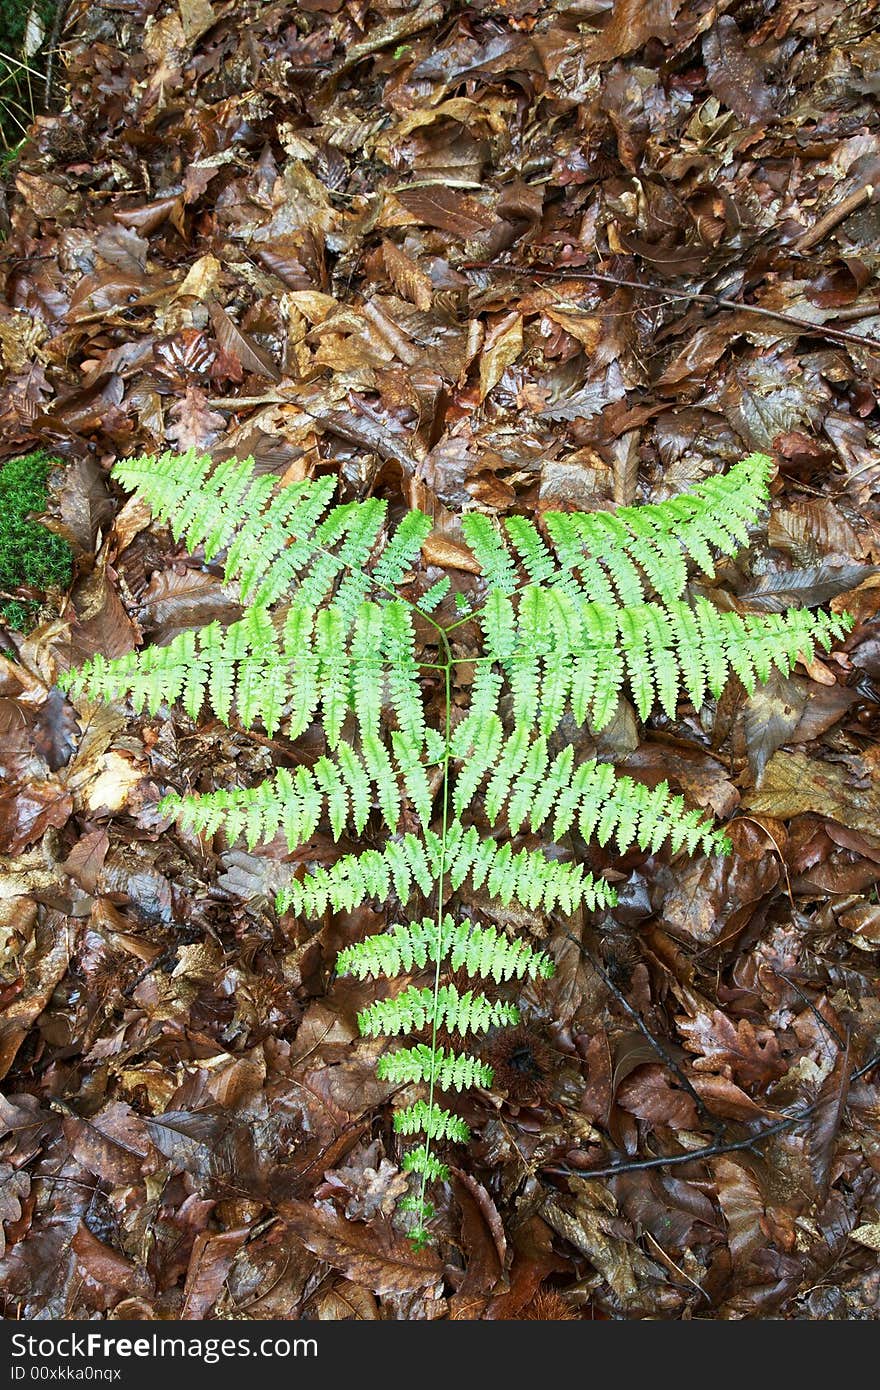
<box><xmin>166</xmin><ymin>387</ymin><xmax>227</xmax><ymax>451</ymax></box>
<box><xmin>479</xmin><ymin>312</ymin><xmax>523</xmax><ymax>401</ymax></box>
<box><xmin>280</xmin><ymin>1199</ymin><xmax>442</xmax><ymax>1296</ymax></box>
<box><xmin>382</xmin><ymin>241</ymin><xmax>433</xmax><ymax>311</ymax></box>
<box><xmin>678</xmin><ymin>1009</ymin><xmax>787</xmax><ymax>1088</ymax></box>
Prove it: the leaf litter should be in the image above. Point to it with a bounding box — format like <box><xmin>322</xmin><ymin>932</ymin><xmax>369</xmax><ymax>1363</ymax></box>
<box><xmin>0</xmin><ymin>0</ymin><xmax>879</xmax><ymax>1321</ymax></box>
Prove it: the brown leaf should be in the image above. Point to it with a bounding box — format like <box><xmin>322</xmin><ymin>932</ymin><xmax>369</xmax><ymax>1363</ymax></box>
<box><xmin>71</xmin><ymin>1223</ymin><xmax>150</xmax><ymax>1307</ymax></box>
<box><xmin>324</xmin><ymin>1142</ymin><xmax>408</xmax><ymax>1221</ymax></box>
<box><xmin>62</xmin><ymin>828</ymin><xmax>110</xmax><ymax>894</ymax></box>
<box><xmin>744</xmin><ymin>749</ymin><xmax>880</xmax><ymax>841</ymax></box>
<box><xmin>0</xmin><ymin>1093</ymin><xmax>55</xmax><ymax>1167</ymax></box>
<box><xmin>486</xmin><ymin>1217</ymin><xmax>565</xmax><ymax>1320</ymax></box>
<box><xmin>209</xmin><ymin>301</ymin><xmax>281</xmax><ymax>381</ymax></box>
<box><xmin>479</xmin><ymin>312</ymin><xmax>523</xmax><ymax>401</ymax></box>
<box><xmin>178</xmin><ymin>0</ymin><xmax>216</xmax><ymax>45</ymax></box>
<box><xmin>713</xmin><ymin>1157</ymin><xmax>767</xmax><ymax>1267</ymax></box>
<box><xmin>54</xmin><ymin>457</ymin><xmax>115</xmax><ymax>556</ymax></box>
<box><xmin>742</xmin><ymin>671</ymin><xmax>807</xmax><ymax>786</ymax></box>
<box><xmin>585</xmin><ymin>0</ymin><xmax>682</xmax><ymax>61</ymax></box>
<box><xmin>183</xmin><ymin>1226</ymin><xmax>250</xmax><ymax>1319</ymax></box>
<box><xmin>678</xmin><ymin>1009</ymin><xmax>787</xmax><ymax>1088</ymax></box>
<box><xmin>382</xmin><ymin>241</ymin><xmax>433</xmax><ymax>311</ymax></box>
<box><xmin>803</xmin><ymin>1041</ymin><xmax>850</xmax><ymax>1203</ymax></box>
<box><xmin>140</xmin><ymin>566</ymin><xmax>242</xmax><ymax>643</ymax></box>
<box><xmin>737</xmin><ymin>563</ymin><xmax>877</xmax><ymax>610</ymax></box>
<box><xmin>0</xmin><ymin>1164</ymin><xmax>30</xmax><ymax>1256</ymax></box>
<box><xmin>541</xmin><ymin>1183</ymin><xmax>652</xmax><ymax>1307</ymax></box>
<box><xmin>395</xmin><ymin>186</ymin><xmax>498</xmax><ymax>237</ymax></box>
<box><xmin>616</xmin><ymin>1065</ymin><xmax>699</xmax><ymax>1131</ymax></box>
<box><xmin>451</xmin><ymin>1169</ymin><xmax>506</xmax><ymax>1306</ymax></box>
<box><xmin>702</xmin><ymin>18</ymin><xmax>775</xmax><ymax>125</ymax></box>
<box><xmin>61</xmin><ymin>1101</ymin><xmax>156</xmax><ymax>1186</ymax></box>
<box><xmin>0</xmin><ymin>780</ymin><xmax>73</xmax><ymax>856</ymax></box>
<box><xmin>312</xmin><ymin>1279</ymin><xmax>380</xmax><ymax>1319</ymax></box>
<box><xmin>659</xmin><ymin>819</ymin><xmax>780</xmax><ymax>947</ymax></box>
<box><xmin>768</xmin><ymin>500</ymin><xmax>862</xmax><ymax>562</ymax></box>
<box><xmin>281</xmin><ymin>1199</ymin><xmax>442</xmax><ymax>1296</ymax></box>
<box><xmin>166</xmin><ymin>387</ymin><xmax>227</xmax><ymax>451</ymax></box>
<box><xmin>66</xmin><ymin>565</ymin><xmax>140</xmax><ymax>666</ymax></box>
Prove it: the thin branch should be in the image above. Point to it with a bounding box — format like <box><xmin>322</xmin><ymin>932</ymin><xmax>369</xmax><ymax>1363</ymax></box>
<box><xmin>543</xmin><ymin>1050</ymin><xmax>880</xmax><ymax>1182</ymax></box>
<box><xmin>44</xmin><ymin>2</ymin><xmax>71</xmax><ymax>108</ymax></box>
<box><xmin>794</xmin><ymin>181</ymin><xmax>878</xmax><ymax>253</ymax></box>
<box><xmin>562</xmin><ymin>929</ymin><xmax>724</xmax><ymax>1135</ymax></box>
<box><xmin>462</xmin><ymin>263</ymin><xmax>880</xmax><ymax>353</ymax></box>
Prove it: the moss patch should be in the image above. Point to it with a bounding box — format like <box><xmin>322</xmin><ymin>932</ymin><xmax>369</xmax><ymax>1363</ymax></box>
<box><xmin>0</xmin><ymin>450</ymin><xmax>71</xmax><ymax>629</ymax></box>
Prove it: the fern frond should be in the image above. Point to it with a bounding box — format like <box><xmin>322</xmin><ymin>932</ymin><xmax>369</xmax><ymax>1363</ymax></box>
<box><xmin>402</xmin><ymin>1146</ymin><xmax>449</xmax><ymax>1181</ymax></box>
<box><xmin>63</xmin><ymin>448</ymin><xmax>845</xmax><ymax>1249</ymax></box>
<box><xmin>277</xmin><ymin>827</ymin><xmax>618</xmax><ymax>916</ymax></box>
<box><xmin>357</xmin><ymin>983</ymin><xmax>519</xmax><ymax>1039</ymax></box>
<box><xmin>160</xmin><ymin>734</ymin><xmax>422</xmax><ymax>850</ymax></box>
<box><xmin>393</xmin><ymin>1101</ymin><xmax>471</xmax><ymax>1143</ymax></box>
<box><xmin>377</xmin><ymin>1045</ymin><xmax>494</xmax><ymax>1091</ymax></box>
<box><xmin>337</xmin><ymin>914</ymin><xmax>553</xmax><ymax>983</ymax></box>
<box><xmin>372</xmin><ymin>511</ymin><xmax>433</xmax><ymax>591</ymax></box>
<box><xmin>460</xmin><ymin>513</ymin><xmax>519</xmax><ymax>594</ymax></box>
<box><xmin>484</xmin><ymin>593</ymin><xmax>850</xmax><ymax>729</ymax></box>
<box><xmin>419</xmin><ymin>577</ymin><xmax>450</xmax><ymax>612</ymax></box>
<box><xmin>453</xmin><ymin>736</ymin><xmax>726</xmax><ymax>855</ymax></box>
<box><xmin>108</xmin><ymin>450</ymin><xmax>437</xmax><ymax>619</ymax></box>
<box><xmin>462</xmin><ymin>453</ymin><xmax>773</xmax><ymax>604</ymax></box>
<box><xmin>59</xmin><ymin>596</ymin><xmax>429</xmax><ymax>750</ymax></box>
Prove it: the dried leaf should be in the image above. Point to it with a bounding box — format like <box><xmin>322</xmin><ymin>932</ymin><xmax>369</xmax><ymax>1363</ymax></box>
<box><xmin>744</xmin><ymin>750</ymin><xmax>880</xmax><ymax>840</ymax></box>
<box><xmin>209</xmin><ymin>301</ymin><xmax>280</xmax><ymax>381</ymax></box>
<box><xmin>280</xmin><ymin>1199</ymin><xmax>442</xmax><ymax>1296</ymax></box>
<box><xmin>166</xmin><ymin>387</ymin><xmax>227</xmax><ymax>451</ymax></box>
<box><xmin>678</xmin><ymin>1009</ymin><xmax>787</xmax><ymax>1088</ymax></box>
<box><xmin>702</xmin><ymin>18</ymin><xmax>775</xmax><ymax>125</ymax></box>
<box><xmin>479</xmin><ymin>312</ymin><xmax>523</xmax><ymax>401</ymax></box>
<box><xmin>382</xmin><ymin>242</ymin><xmax>433</xmax><ymax>311</ymax></box>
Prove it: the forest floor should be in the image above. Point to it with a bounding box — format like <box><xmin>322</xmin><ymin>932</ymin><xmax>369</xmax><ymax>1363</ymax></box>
<box><xmin>1</xmin><ymin>0</ymin><xmax>880</xmax><ymax>1321</ymax></box>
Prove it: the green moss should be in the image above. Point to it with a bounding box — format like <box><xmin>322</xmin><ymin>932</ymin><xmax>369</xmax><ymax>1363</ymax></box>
<box><xmin>0</xmin><ymin>450</ymin><xmax>71</xmax><ymax>629</ymax></box>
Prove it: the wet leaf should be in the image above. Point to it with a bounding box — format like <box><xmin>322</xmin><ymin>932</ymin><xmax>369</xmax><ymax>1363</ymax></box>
<box><xmin>678</xmin><ymin>1009</ymin><xmax>787</xmax><ymax>1088</ymax></box>
<box><xmin>281</xmin><ymin>1199</ymin><xmax>443</xmax><ymax>1296</ymax></box>
<box><xmin>166</xmin><ymin>388</ymin><xmax>226</xmax><ymax>451</ymax></box>
<box><xmin>744</xmin><ymin>750</ymin><xmax>880</xmax><ymax>840</ymax></box>
<box><xmin>743</xmin><ymin>671</ymin><xmax>807</xmax><ymax>786</ymax></box>
<box><xmin>382</xmin><ymin>242</ymin><xmax>433</xmax><ymax>312</ymax></box>
<box><xmin>702</xmin><ymin>18</ymin><xmax>774</xmax><ymax>125</ymax></box>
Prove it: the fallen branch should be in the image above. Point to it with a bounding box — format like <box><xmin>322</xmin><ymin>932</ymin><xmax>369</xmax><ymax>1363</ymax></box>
<box><xmin>543</xmin><ymin>1052</ymin><xmax>879</xmax><ymax>1182</ymax></box>
<box><xmin>794</xmin><ymin>181</ymin><xmax>878</xmax><ymax>253</ymax></box>
<box><xmin>565</xmin><ymin>930</ymin><xmax>724</xmax><ymax>1136</ymax></box>
<box><xmin>463</xmin><ymin>263</ymin><xmax>880</xmax><ymax>353</ymax></box>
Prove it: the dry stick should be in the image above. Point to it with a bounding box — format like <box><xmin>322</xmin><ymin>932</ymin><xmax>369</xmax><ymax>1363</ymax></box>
<box><xmin>544</xmin><ymin>1048</ymin><xmax>879</xmax><ymax>1183</ymax></box>
<box><xmin>462</xmin><ymin>263</ymin><xmax>880</xmax><ymax>353</ymax></box>
<box><xmin>794</xmin><ymin>181</ymin><xmax>878</xmax><ymax>253</ymax></box>
<box><xmin>566</xmin><ymin>930</ymin><xmax>724</xmax><ymax>1136</ymax></box>
<box><xmin>43</xmin><ymin>0</ymin><xmax>70</xmax><ymax>108</ymax></box>
<box><xmin>770</xmin><ymin>968</ymin><xmax>849</xmax><ymax>1054</ymax></box>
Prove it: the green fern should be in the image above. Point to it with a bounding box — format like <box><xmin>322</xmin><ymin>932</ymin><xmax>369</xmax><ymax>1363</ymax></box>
<box><xmin>57</xmin><ymin>447</ymin><xmax>853</xmax><ymax>1248</ymax></box>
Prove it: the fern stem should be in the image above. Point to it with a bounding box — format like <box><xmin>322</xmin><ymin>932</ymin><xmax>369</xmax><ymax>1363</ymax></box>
<box><xmin>412</xmin><ymin>623</ymin><xmax>454</xmax><ymax>1242</ymax></box>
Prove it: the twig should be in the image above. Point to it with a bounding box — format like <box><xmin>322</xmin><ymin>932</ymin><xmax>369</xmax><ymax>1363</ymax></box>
<box><xmin>462</xmin><ymin>263</ymin><xmax>880</xmax><ymax>353</ymax></box>
<box><xmin>44</xmin><ymin>0</ymin><xmax>70</xmax><ymax>108</ymax></box>
<box><xmin>542</xmin><ymin>1050</ymin><xmax>880</xmax><ymax>1182</ymax></box>
<box><xmin>794</xmin><ymin>182</ymin><xmax>878</xmax><ymax>253</ymax></box>
<box><xmin>563</xmin><ymin>930</ymin><xmax>724</xmax><ymax>1135</ymax></box>
<box><xmin>769</xmin><ymin>969</ymin><xmax>848</xmax><ymax>1053</ymax></box>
